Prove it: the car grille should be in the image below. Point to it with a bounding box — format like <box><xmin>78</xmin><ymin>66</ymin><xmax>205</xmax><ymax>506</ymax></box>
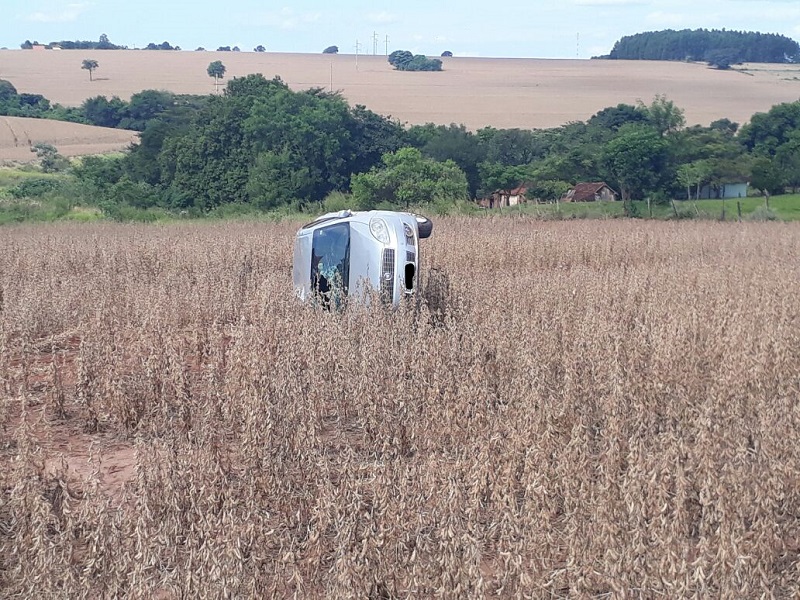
<box><xmin>381</xmin><ymin>248</ymin><xmax>395</xmax><ymax>302</ymax></box>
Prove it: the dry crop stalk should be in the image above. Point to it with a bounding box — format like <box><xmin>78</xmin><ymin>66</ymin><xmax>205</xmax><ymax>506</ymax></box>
<box><xmin>0</xmin><ymin>220</ymin><xmax>798</xmax><ymax>597</ymax></box>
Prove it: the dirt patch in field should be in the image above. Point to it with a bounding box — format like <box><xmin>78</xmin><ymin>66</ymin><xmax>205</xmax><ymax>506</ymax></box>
<box><xmin>2</xmin><ymin>50</ymin><xmax>800</xmax><ymax>130</ymax></box>
<box><xmin>2</xmin><ymin>331</ymin><xmax>138</xmax><ymax>503</ymax></box>
<box><xmin>0</xmin><ymin>116</ymin><xmax>138</xmax><ymax>163</ymax></box>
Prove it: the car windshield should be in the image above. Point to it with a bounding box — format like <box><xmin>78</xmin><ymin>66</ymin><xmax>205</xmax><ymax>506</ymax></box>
<box><xmin>311</xmin><ymin>223</ymin><xmax>350</xmax><ymax>307</ymax></box>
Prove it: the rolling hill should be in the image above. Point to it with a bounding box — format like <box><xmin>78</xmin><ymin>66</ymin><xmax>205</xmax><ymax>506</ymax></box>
<box><xmin>0</xmin><ymin>116</ymin><xmax>138</xmax><ymax>163</ymax></box>
<box><xmin>2</xmin><ymin>49</ymin><xmax>800</xmax><ymax>158</ymax></box>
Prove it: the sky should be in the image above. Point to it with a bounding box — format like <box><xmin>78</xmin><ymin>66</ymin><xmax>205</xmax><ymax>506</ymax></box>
<box><xmin>4</xmin><ymin>0</ymin><xmax>800</xmax><ymax>59</ymax></box>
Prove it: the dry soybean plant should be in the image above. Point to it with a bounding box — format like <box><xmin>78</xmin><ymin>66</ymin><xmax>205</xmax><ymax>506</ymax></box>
<box><xmin>0</xmin><ymin>218</ymin><xmax>799</xmax><ymax>598</ymax></box>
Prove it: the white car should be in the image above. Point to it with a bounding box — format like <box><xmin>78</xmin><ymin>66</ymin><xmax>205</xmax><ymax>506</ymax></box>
<box><xmin>293</xmin><ymin>210</ymin><xmax>433</xmax><ymax>308</ymax></box>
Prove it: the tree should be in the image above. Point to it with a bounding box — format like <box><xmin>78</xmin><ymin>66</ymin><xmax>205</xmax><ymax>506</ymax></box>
<box><xmin>407</xmin><ymin>55</ymin><xmax>442</xmax><ymax>72</ymax></box>
<box><xmin>0</xmin><ymin>79</ymin><xmax>18</xmax><ymax>104</ymax></box>
<box><xmin>607</xmin><ymin>29</ymin><xmax>800</xmax><ymax>64</ymax></box>
<box><xmin>709</xmin><ymin>118</ymin><xmax>739</xmax><ymax>135</ymax></box>
<box><xmin>775</xmin><ymin>131</ymin><xmax>800</xmax><ymax>192</ymax></box>
<box><xmin>81</xmin><ymin>59</ymin><xmax>99</xmax><ymax>81</ymax></box>
<box><xmin>254</xmin><ymin>45</ymin><xmax>266</xmax><ymax>52</ymax></box>
<box><xmin>30</xmin><ymin>143</ymin><xmax>68</xmax><ymax>172</ymax></box>
<box><xmin>98</xmin><ymin>34</ymin><xmax>114</xmax><ymax>50</ymax></box>
<box><xmin>388</xmin><ymin>50</ymin><xmax>413</xmax><ymax>69</ymax></box>
<box><xmin>706</xmin><ymin>48</ymin><xmax>738</xmax><ymax>70</ymax></box>
<box><xmin>82</xmin><ymin>95</ymin><xmax>127</xmax><ymax>128</ymax></box>
<box><xmin>207</xmin><ymin>61</ymin><xmax>226</xmax><ymax>91</ymax></box>
<box><xmin>351</xmin><ymin>147</ymin><xmax>468</xmax><ymax>209</ymax></box>
<box><xmin>750</xmin><ymin>156</ymin><xmax>783</xmax><ymax>203</ymax></box>
<box><xmin>676</xmin><ymin>160</ymin><xmax>712</xmax><ymax>199</ymax></box>
<box><xmin>476</xmin><ymin>162</ymin><xmax>537</xmax><ymax>197</ymax></box>
<box><xmin>146</xmin><ymin>41</ymin><xmax>177</xmax><ymax>50</ymax></box>
<box><xmin>739</xmin><ymin>101</ymin><xmax>800</xmax><ymax>155</ymax></box>
<box><xmin>588</xmin><ymin>103</ymin><xmax>648</xmax><ymax>131</ymax></box>
<box><xmin>120</xmin><ymin>90</ymin><xmax>175</xmax><ymax>131</ymax></box>
<box><xmin>418</xmin><ymin>124</ymin><xmax>486</xmax><ymax>197</ymax></box>
<box><xmin>527</xmin><ymin>179</ymin><xmax>572</xmax><ymax>202</ymax></box>
<box><xmin>637</xmin><ymin>94</ymin><xmax>685</xmax><ymax>136</ymax></box>
<box><xmin>323</xmin><ymin>46</ymin><xmax>339</xmax><ymax>54</ymax></box>
<box><xmin>246</xmin><ymin>149</ymin><xmax>313</xmax><ymax>209</ymax></box>
<box><xmin>441</xmin><ymin>51</ymin><xmax>453</xmax><ymax>57</ymax></box>
<box><xmin>602</xmin><ymin>124</ymin><xmax>670</xmax><ymax>202</ymax></box>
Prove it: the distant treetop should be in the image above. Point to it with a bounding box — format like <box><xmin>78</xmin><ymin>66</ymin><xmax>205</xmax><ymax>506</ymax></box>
<box><xmin>602</xmin><ymin>29</ymin><xmax>800</xmax><ymax>65</ymax></box>
<box><xmin>145</xmin><ymin>41</ymin><xmax>180</xmax><ymax>51</ymax></box>
<box><xmin>441</xmin><ymin>51</ymin><xmax>453</xmax><ymax>57</ymax></box>
<box><xmin>323</xmin><ymin>46</ymin><xmax>339</xmax><ymax>54</ymax></box>
<box><xmin>22</xmin><ymin>34</ymin><xmax>126</xmax><ymax>50</ymax></box>
<box><xmin>388</xmin><ymin>50</ymin><xmax>443</xmax><ymax>72</ymax></box>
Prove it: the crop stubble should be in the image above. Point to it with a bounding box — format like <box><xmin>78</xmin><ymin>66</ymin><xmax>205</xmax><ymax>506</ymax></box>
<box><xmin>0</xmin><ymin>218</ymin><xmax>799</xmax><ymax>598</ymax></box>
<box><xmin>4</xmin><ymin>50</ymin><xmax>800</xmax><ymax>130</ymax></box>
<box><xmin>4</xmin><ymin>50</ymin><xmax>800</xmax><ymax>163</ymax></box>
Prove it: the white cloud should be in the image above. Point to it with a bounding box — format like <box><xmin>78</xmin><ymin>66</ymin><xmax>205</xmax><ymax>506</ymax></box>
<box><xmin>258</xmin><ymin>7</ymin><xmax>321</xmax><ymax>30</ymax></box>
<box><xmin>367</xmin><ymin>11</ymin><xmax>398</xmax><ymax>25</ymax></box>
<box><xmin>573</xmin><ymin>0</ymin><xmax>648</xmax><ymax>6</ymax></box>
<box><xmin>26</xmin><ymin>2</ymin><xmax>88</xmax><ymax>23</ymax></box>
<box><xmin>587</xmin><ymin>44</ymin><xmax>611</xmax><ymax>57</ymax></box>
<box><xmin>645</xmin><ymin>11</ymin><xmax>693</xmax><ymax>27</ymax></box>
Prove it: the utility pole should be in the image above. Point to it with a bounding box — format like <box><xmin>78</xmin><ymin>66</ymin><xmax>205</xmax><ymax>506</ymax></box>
<box><xmin>355</xmin><ymin>39</ymin><xmax>360</xmax><ymax>71</ymax></box>
<box><xmin>373</xmin><ymin>31</ymin><xmax>379</xmax><ymax>55</ymax></box>
<box><xmin>384</xmin><ymin>35</ymin><xmax>389</xmax><ymax>56</ymax></box>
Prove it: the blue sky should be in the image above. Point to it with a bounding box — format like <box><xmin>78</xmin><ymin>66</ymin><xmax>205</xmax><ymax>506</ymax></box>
<box><xmin>4</xmin><ymin>0</ymin><xmax>800</xmax><ymax>58</ymax></box>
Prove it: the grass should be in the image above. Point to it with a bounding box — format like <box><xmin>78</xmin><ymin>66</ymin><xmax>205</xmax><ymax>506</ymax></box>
<box><xmin>0</xmin><ymin>166</ymin><xmax>64</xmax><ymax>187</ymax></box>
<box><xmin>497</xmin><ymin>195</ymin><xmax>800</xmax><ymax>221</ymax></box>
<box><xmin>2</xmin><ymin>162</ymin><xmax>800</xmax><ymax>224</ymax></box>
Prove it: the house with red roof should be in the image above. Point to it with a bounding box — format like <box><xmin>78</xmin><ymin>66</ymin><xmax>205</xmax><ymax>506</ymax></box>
<box><xmin>562</xmin><ymin>182</ymin><xmax>618</xmax><ymax>202</ymax></box>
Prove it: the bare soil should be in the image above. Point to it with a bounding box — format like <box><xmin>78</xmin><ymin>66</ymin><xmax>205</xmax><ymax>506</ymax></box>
<box><xmin>0</xmin><ymin>115</ymin><xmax>138</xmax><ymax>163</ymax></box>
<box><xmin>2</xmin><ymin>49</ymin><xmax>800</xmax><ymax>132</ymax></box>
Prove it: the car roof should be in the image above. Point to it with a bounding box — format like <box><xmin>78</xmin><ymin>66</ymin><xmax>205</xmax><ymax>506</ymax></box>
<box><xmin>300</xmin><ymin>210</ymin><xmax>414</xmax><ymax>231</ymax></box>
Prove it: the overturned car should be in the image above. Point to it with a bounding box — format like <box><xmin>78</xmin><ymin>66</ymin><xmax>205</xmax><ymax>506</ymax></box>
<box><xmin>293</xmin><ymin>210</ymin><xmax>433</xmax><ymax>308</ymax></box>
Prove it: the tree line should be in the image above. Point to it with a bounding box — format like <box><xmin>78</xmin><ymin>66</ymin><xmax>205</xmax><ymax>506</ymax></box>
<box><xmin>603</xmin><ymin>29</ymin><xmax>800</xmax><ymax>68</ymax></box>
<box><xmin>3</xmin><ymin>73</ymin><xmax>800</xmax><ymax>216</ymax></box>
<box><xmin>388</xmin><ymin>51</ymin><xmax>443</xmax><ymax>72</ymax></box>
<box><xmin>21</xmin><ymin>34</ymin><xmax>125</xmax><ymax>50</ymax></box>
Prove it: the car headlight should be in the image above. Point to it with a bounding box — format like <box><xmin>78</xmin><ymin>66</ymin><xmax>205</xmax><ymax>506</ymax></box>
<box><xmin>369</xmin><ymin>218</ymin><xmax>390</xmax><ymax>244</ymax></box>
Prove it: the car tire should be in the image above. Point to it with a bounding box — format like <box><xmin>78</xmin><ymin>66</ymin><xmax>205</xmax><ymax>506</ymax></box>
<box><xmin>416</xmin><ymin>216</ymin><xmax>433</xmax><ymax>239</ymax></box>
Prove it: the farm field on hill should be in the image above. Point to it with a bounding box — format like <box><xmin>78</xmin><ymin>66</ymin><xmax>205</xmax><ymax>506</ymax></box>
<box><xmin>1</xmin><ymin>218</ymin><xmax>798</xmax><ymax>597</ymax></box>
<box><xmin>0</xmin><ymin>116</ymin><xmax>138</xmax><ymax>163</ymax></box>
<box><xmin>3</xmin><ymin>50</ymin><xmax>800</xmax><ymax>130</ymax></box>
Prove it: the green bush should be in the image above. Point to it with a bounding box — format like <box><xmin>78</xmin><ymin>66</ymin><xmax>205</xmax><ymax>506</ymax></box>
<box><xmin>8</xmin><ymin>178</ymin><xmax>62</xmax><ymax>198</ymax></box>
<box><xmin>321</xmin><ymin>191</ymin><xmax>353</xmax><ymax>213</ymax></box>
<box><xmin>748</xmin><ymin>205</ymin><xmax>779</xmax><ymax>221</ymax></box>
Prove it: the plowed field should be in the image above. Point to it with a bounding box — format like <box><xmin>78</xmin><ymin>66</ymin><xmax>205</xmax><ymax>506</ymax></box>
<box><xmin>3</xmin><ymin>49</ymin><xmax>800</xmax><ymax>131</ymax></box>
